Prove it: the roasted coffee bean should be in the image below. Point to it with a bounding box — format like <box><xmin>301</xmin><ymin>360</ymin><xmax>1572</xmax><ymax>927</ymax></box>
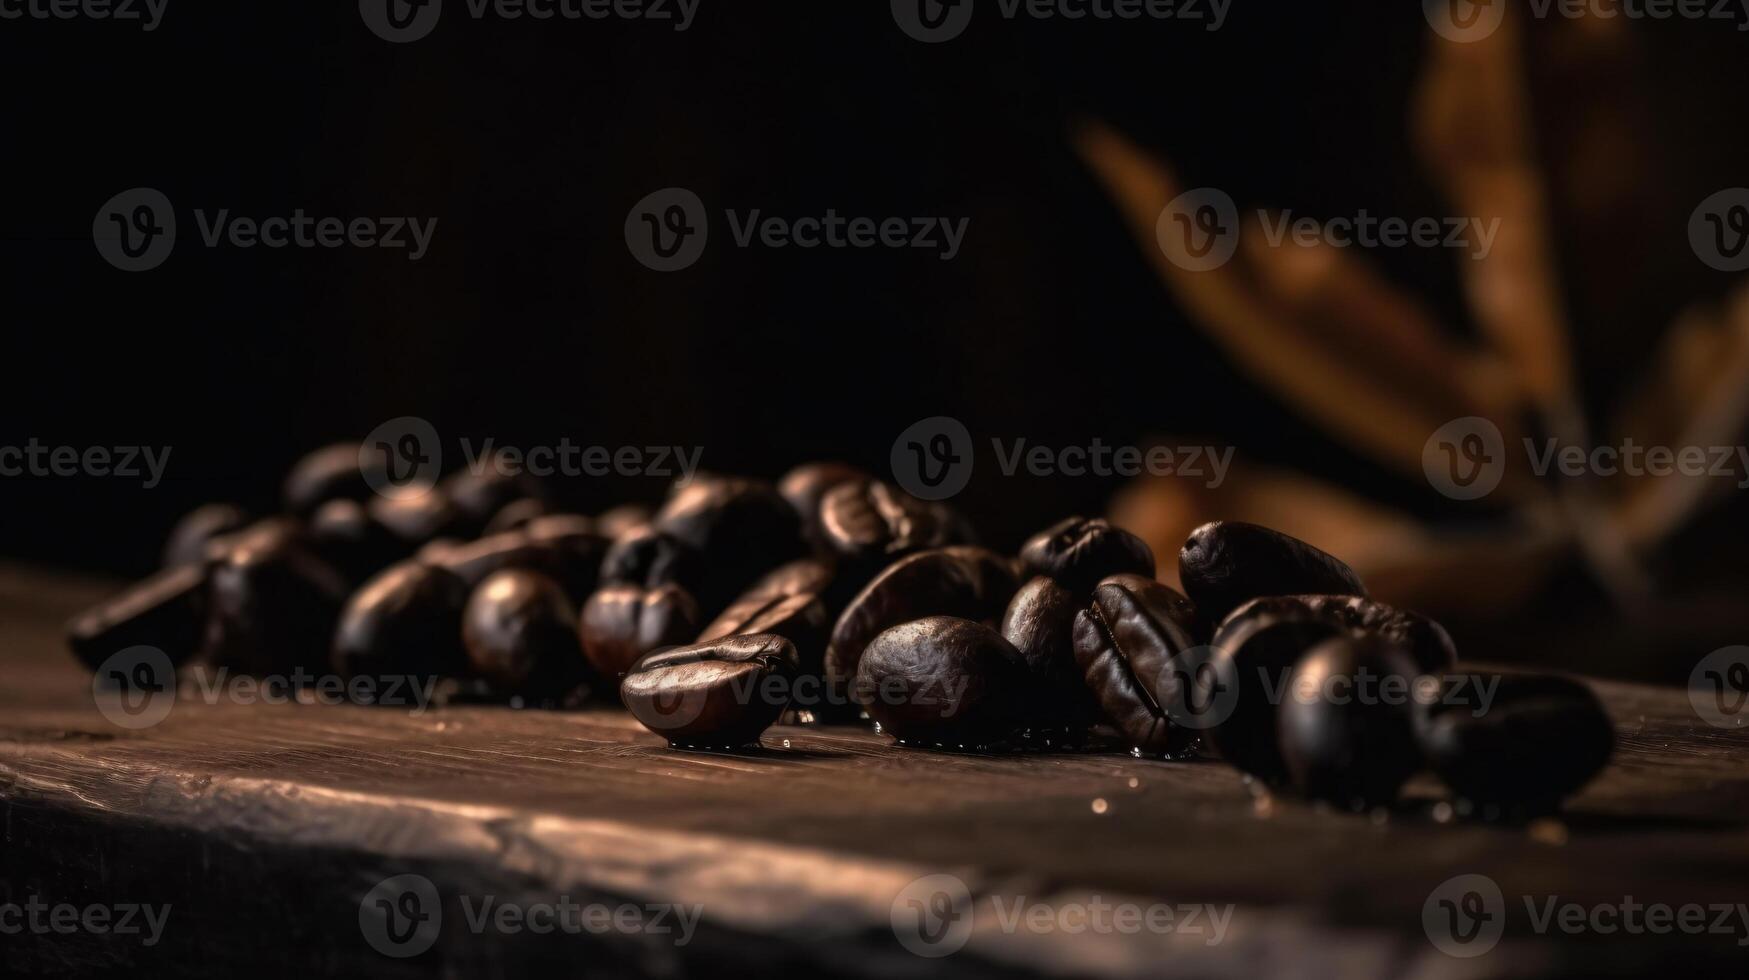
<box><xmin>1071</xmin><ymin>574</ymin><xmax>1202</xmax><ymax>755</ymax></box>
<box><xmin>207</xmin><ymin>527</ymin><xmax>349</xmax><ymax>676</ymax></box>
<box><xmin>483</xmin><ymin>497</ymin><xmax>553</xmax><ymax>535</ymax></box>
<box><xmin>307</xmin><ymin>499</ymin><xmax>404</xmax><ymax>586</ymax></box>
<box><xmin>778</xmin><ymin>461</ymin><xmax>870</xmax><ymax>548</ymax></box>
<box><xmin>429</xmin><ymin>525</ymin><xmax>608</xmax><ymax>604</ymax></box>
<box><xmin>824</xmin><ymin>546</ymin><xmax>1019</xmax><ymax>697</ymax></box>
<box><xmin>162</xmin><ymin>503</ymin><xmax>251</xmax><ymax>568</ymax></box>
<box><xmin>622</xmin><ymin>634</ymin><xmax>799</xmax><ymax>748</ymax></box>
<box><xmin>463</xmin><ymin>569</ymin><xmax>590</xmax><ymax>700</ymax></box>
<box><xmin>1179</xmin><ymin>521</ymin><xmax>1366</xmax><ymax>626</ymax></box>
<box><xmin>654</xmin><ymin>477</ymin><xmax>804</xmax><ymax>614</ymax></box>
<box><xmin>283</xmin><ymin>442</ymin><xmax>388</xmax><ymax>517</ymax></box>
<box><xmin>428</xmin><ymin>532</ymin><xmax>553</xmax><ymax>587</ymax></box>
<box><xmin>578</xmin><ymin>583</ymin><xmax>701</xmax><ymax>679</ymax></box>
<box><xmin>1278</xmin><ymin>635</ymin><xmax>1424</xmax><ymax>809</ymax></box>
<box><xmin>66</xmin><ymin>563</ymin><xmax>208</xmax><ymax>671</ymax></box>
<box><xmin>817</xmin><ymin>479</ymin><xmax>946</xmax><ymax>563</ymax></box>
<box><xmin>594</xmin><ymin>503</ymin><xmax>653</xmax><ymax>540</ymax></box>
<box><xmin>332</xmin><ymin>560</ymin><xmax>469</xmax><ymax>693</ymax></box>
<box><xmin>1018</xmin><ymin>517</ymin><xmax>1155</xmax><ymax>597</ymax></box>
<box><xmin>1414</xmin><ymin>673</ymin><xmax>1614</xmax><ymax>813</ymax></box>
<box><xmin>855</xmin><ymin>617</ymin><xmax>1032</xmax><ymax>749</ymax></box>
<box><xmin>368</xmin><ymin>490</ymin><xmax>469</xmax><ymax>547</ymax></box>
<box><xmin>1201</xmin><ymin>593</ymin><xmax>1451</xmax><ymax>784</ymax></box>
<box><xmin>1001</xmin><ymin>576</ymin><xmax>1100</xmax><ymax>729</ymax></box>
<box><xmin>599</xmin><ymin>525</ymin><xmax>703</xmax><ymax>592</ymax></box>
<box><xmin>439</xmin><ymin>455</ymin><xmax>548</xmax><ymax>535</ymax></box>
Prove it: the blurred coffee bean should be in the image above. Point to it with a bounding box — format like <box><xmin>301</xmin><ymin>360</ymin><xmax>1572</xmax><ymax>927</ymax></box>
<box><xmin>855</xmin><ymin>617</ymin><xmax>1031</xmax><ymax>749</ymax></box>
<box><xmin>483</xmin><ymin>497</ymin><xmax>553</xmax><ymax>536</ymax></box>
<box><xmin>207</xmin><ymin>527</ymin><xmax>349</xmax><ymax>676</ymax></box>
<box><xmin>1279</xmin><ymin>635</ymin><xmax>1424</xmax><ymax>809</ymax></box>
<box><xmin>654</xmin><ymin>477</ymin><xmax>804</xmax><ymax>614</ymax></box>
<box><xmin>1179</xmin><ymin>521</ymin><xmax>1366</xmax><ymax>626</ymax></box>
<box><xmin>1019</xmin><ymin>516</ymin><xmax>1155</xmax><ymax>597</ymax></box>
<box><xmin>332</xmin><ymin>560</ymin><xmax>469</xmax><ymax>695</ymax></box>
<box><xmin>599</xmin><ymin>525</ymin><xmax>703</xmax><ymax>592</ymax></box>
<box><xmin>66</xmin><ymin>563</ymin><xmax>208</xmax><ymax>670</ymax></box>
<box><xmin>429</xmin><ymin>526</ymin><xmax>607</xmax><ymax>605</ymax></box>
<box><xmin>818</xmin><ymin>479</ymin><xmax>946</xmax><ymax>563</ymax></box>
<box><xmin>1220</xmin><ymin>595</ymin><xmax>1456</xmax><ymax>674</ymax></box>
<box><xmin>825</xmin><ymin>546</ymin><xmax>1019</xmax><ymax>698</ymax></box>
<box><xmin>368</xmin><ymin>490</ymin><xmax>468</xmax><ymax>547</ymax></box>
<box><xmin>1415</xmin><ymin>673</ymin><xmax>1614</xmax><ymax>813</ymax></box>
<box><xmin>578</xmin><ymin>583</ymin><xmax>701</xmax><ymax>679</ymax></box>
<box><xmin>928</xmin><ymin>501</ymin><xmax>980</xmax><ymax>547</ymax></box>
<box><xmin>463</xmin><ymin>569</ymin><xmax>590</xmax><ymax>700</ymax></box>
<box><xmin>1001</xmin><ymin>576</ymin><xmax>1100</xmax><ymax>729</ymax></box>
<box><xmin>594</xmin><ymin>503</ymin><xmax>653</xmax><ymax>540</ymax></box>
<box><xmin>520</xmin><ymin>517</ymin><xmax>611</xmax><ymax>603</ymax></box>
<box><xmin>283</xmin><ymin>442</ymin><xmax>387</xmax><ymax>517</ymax></box>
<box><xmin>622</xmin><ymin>634</ymin><xmax>799</xmax><ymax>748</ymax></box>
<box><xmin>779</xmin><ymin>462</ymin><xmax>871</xmax><ymax>548</ymax></box>
<box><xmin>1071</xmin><ymin>574</ymin><xmax>1202</xmax><ymax>756</ymax></box>
<box><xmin>307</xmin><ymin>499</ymin><xmax>404</xmax><ymax>586</ymax></box>
<box><xmin>162</xmin><ymin>503</ymin><xmax>251</xmax><ymax>568</ymax></box>
<box><xmin>440</xmin><ymin>456</ymin><xmax>548</xmax><ymax>536</ymax></box>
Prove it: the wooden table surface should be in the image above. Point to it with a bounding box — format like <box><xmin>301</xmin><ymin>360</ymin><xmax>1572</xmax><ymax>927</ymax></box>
<box><xmin>2</xmin><ymin>564</ymin><xmax>1747</xmax><ymax>978</ymax></box>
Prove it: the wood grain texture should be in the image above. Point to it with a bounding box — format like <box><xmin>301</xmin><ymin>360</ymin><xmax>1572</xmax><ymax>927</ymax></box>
<box><xmin>2</xmin><ymin>565</ymin><xmax>1747</xmax><ymax>978</ymax></box>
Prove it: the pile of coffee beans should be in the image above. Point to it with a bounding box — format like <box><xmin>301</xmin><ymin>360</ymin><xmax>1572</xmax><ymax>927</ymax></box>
<box><xmin>68</xmin><ymin>449</ymin><xmax>1615</xmax><ymax>817</ymax></box>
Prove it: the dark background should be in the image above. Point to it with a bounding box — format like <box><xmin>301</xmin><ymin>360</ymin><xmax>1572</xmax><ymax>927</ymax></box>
<box><xmin>3</xmin><ymin>2</ymin><xmax>1748</xmax><ymax>577</ymax></box>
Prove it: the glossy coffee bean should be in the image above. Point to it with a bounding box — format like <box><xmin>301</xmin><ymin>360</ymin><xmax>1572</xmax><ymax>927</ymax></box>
<box><xmin>66</xmin><ymin>563</ymin><xmax>208</xmax><ymax>670</ymax></box>
<box><xmin>653</xmin><ymin>477</ymin><xmax>804</xmax><ymax>614</ymax></box>
<box><xmin>824</xmin><ymin>546</ymin><xmax>1020</xmax><ymax>696</ymax></box>
<box><xmin>332</xmin><ymin>560</ymin><xmax>470</xmax><ymax>692</ymax></box>
<box><xmin>599</xmin><ymin>525</ymin><xmax>703</xmax><ymax>592</ymax></box>
<box><xmin>1018</xmin><ymin>517</ymin><xmax>1155</xmax><ymax>597</ymax></box>
<box><xmin>1001</xmin><ymin>577</ymin><xmax>1100</xmax><ymax>729</ymax></box>
<box><xmin>1414</xmin><ymin>673</ymin><xmax>1614</xmax><ymax>813</ymax></box>
<box><xmin>1279</xmin><ymin>635</ymin><xmax>1424</xmax><ymax>809</ymax></box>
<box><xmin>594</xmin><ymin>503</ymin><xmax>653</xmax><ymax>540</ymax></box>
<box><xmin>483</xmin><ymin>497</ymin><xmax>553</xmax><ymax>535</ymax></box>
<box><xmin>778</xmin><ymin>462</ymin><xmax>870</xmax><ymax>548</ymax></box>
<box><xmin>578</xmin><ymin>583</ymin><xmax>701</xmax><ymax>679</ymax></box>
<box><xmin>1220</xmin><ymin>595</ymin><xmax>1456</xmax><ymax>674</ymax></box>
<box><xmin>283</xmin><ymin>442</ymin><xmax>388</xmax><ymax>517</ymax></box>
<box><xmin>440</xmin><ymin>458</ymin><xmax>548</xmax><ymax>536</ymax></box>
<box><xmin>162</xmin><ymin>503</ymin><xmax>251</xmax><ymax>568</ymax></box>
<box><xmin>817</xmin><ymin>479</ymin><xmax>946</xmax><ymax>563</ymax></box>
<box><xmin>463</xmin><ymin>569</ymin><xmax>590</xmax><ymax>700</ymax></box>
<box><xmin>307</xmin><ymin>499</ymin><xmax>404</xmax><ymax>586</ymax></box>
<box><xmin>519</xmin><ymin>517</ymin><xmax>611</xmax><ymax>603</ymax></box>
<box><xmin>1179</xmin><ymin>521</ymin><xmax>1366</xmax><ymax>626</ymax></box>
<box><xmin>622</xmin><ymin>634</ymin><xmax>799</xmax><ymax>748</ymax></box>
<box><xmin>368</xmin><ymin>490</ymin><xmax>469</xmax><ymax>547</ymax></box>
<box><xmin>1071</xmin><ymin>574</ymin><xmax>1202</xmax><ymax>756</ymax></box>
<box><xmin>855</xmin><ymin>617</ymin><xmax>1031</xmax><ymax>749</ymax></box>
<box><xmin>699</xmin><ymin>564</ymin><xmax>832</xmax><ymax>652</ymax></box>
<box><xmin>206</xmin><ymin>527</ymin><xmax>349</xmax><ymax>676</ymax></box>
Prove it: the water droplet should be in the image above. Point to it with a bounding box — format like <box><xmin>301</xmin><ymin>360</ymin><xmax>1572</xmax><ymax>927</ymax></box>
<box><xmin>1130</xmin><ymin>747</ymin><xmax>1143</xmax><ymax>758</ymax></box>
<box><xmin>509</xmin><ymin>696</ymin><xmax>525</xmax><ymax>710</ymax></box>
<box><xmin>1127</xmin><ymin>777</ymin><xmax>1140</xmax><ymax>789</ymax></box>
<box><xmin>1091</xmin><ymin>798</ymin><xmax>1109</xmax><ymax>814</ymax></box>
<box><xmin>781</xmin><ymin>739</ymin><xmax>792</xmax><ymax>749</ymax></box>
<box><xmin>1432</xmin><ymin>801</ymin><xmax>1454</xmax><ymax>824</ymax></box>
